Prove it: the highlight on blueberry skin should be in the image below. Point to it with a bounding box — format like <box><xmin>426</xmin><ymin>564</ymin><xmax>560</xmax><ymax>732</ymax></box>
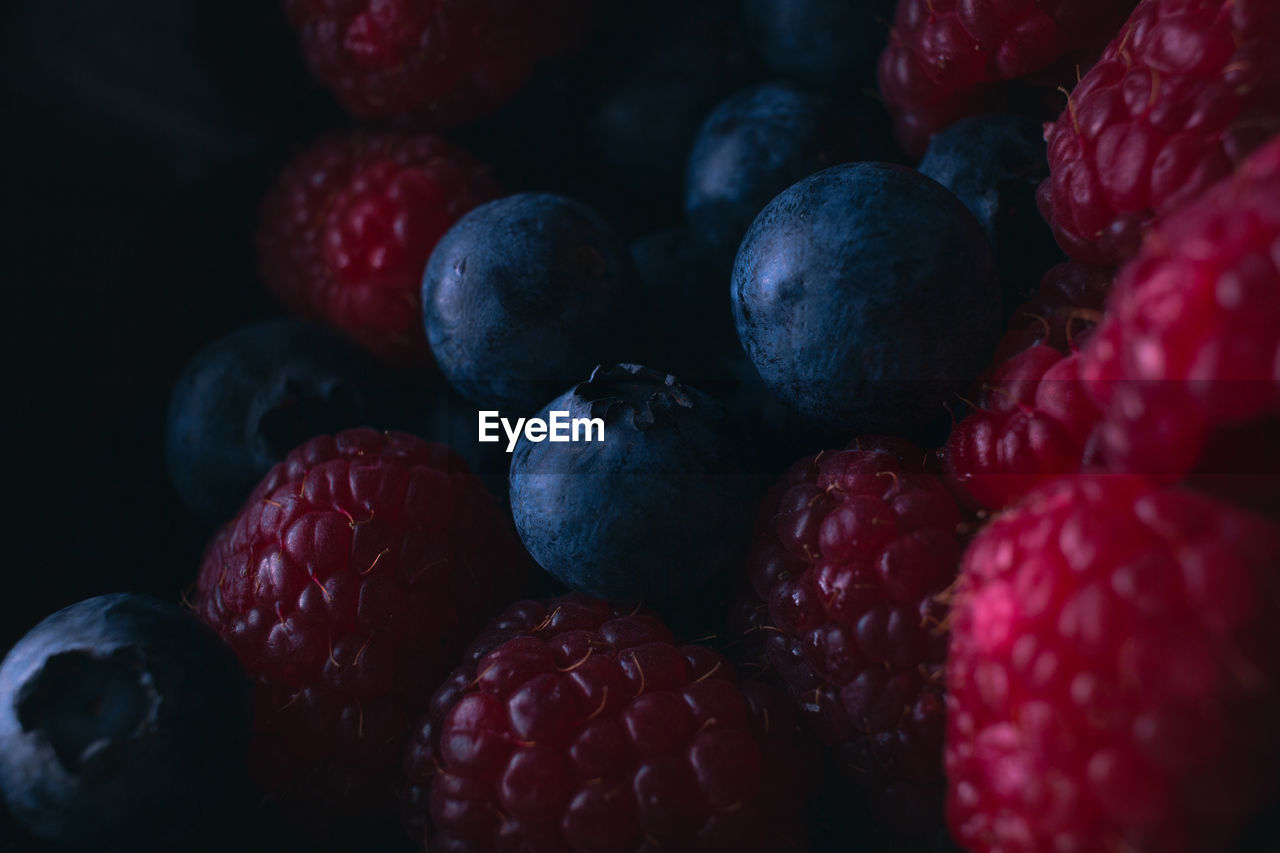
<box><xmin>732</xmin><ymin>161</ymin><xmax>1002</xmax><ymax>437</ymax></box>
<box><xmin>422</xmin><ymin>193</ymin><xmax>639</xmax><ymax>414</ymax></box>
<box><xmin>508</xmin><ymin>364</ymin><xmax>757</xmax><ymax>603</ymax></box>
<box><xmin>165</xmin><ymin>319</ymin><xmax>377</xmax><ymax>528</ymax></box>
<box><xmin>0</xmin><ymin>594</ymin><xmax>251</xmax><ymax>851</ymax></box>
<box><xmin>685</xmin><ymin>82</ymin><xmax>881</xmax><ymax>274</ymax></box>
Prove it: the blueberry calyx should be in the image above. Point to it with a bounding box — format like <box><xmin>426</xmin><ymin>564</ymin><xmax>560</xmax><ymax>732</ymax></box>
<box><xmin>14</xmin><ymin>648</ymin><xmax>157</xmax><ymax>775</ymax></box>
<box><xmin>254</xmin><ymin>377</ymin><xmax>363</xmax><ymax>459</ymax></box>
<box><xmin>576</xmin><ymin>364</ymin><xmax>695</xmax><ymax>430</ymax></box>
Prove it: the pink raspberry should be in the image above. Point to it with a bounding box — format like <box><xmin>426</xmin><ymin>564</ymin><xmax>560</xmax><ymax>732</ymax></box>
<box><xmin>1080</xmin><ymin>134</ymin><xmax>1280</xmax><ymax>509</ymax></box>
<box><xmin>282</xmin><ymin>0</ymin><xmax>603</xmax><ymax>126</ymax></box>
<box><xmin>1038</xmin><ymin>0</ymin><xmax>1280</xmax><ymax>265</ymax></box>
<box><xmin>947</xmin><ymin>476</ymin><xmax>1280</xmax><ymax>851</ymax></box>
<box><xmin>877</xmin><ymin>0</ymin><xmax>1137</xmax><ymax>155</ymax></box>
<box><xmin>403</xmin><ymin>594</ymin><xmax>817</xmax><ymax>852</ymax></box>
<box><xmin>734</xmin><ymin>437</ymin><xmax>967</xmax><ymax>841</ymax></box>
<box><xmin>194</xmin><ymin>429</ymin><xmax>529</xmax><ymax>844</ymax></box>
<box><xmin>942</xmin><ymin>262</ymin><xmax>1111</xmax><ymax>511</ymax></box>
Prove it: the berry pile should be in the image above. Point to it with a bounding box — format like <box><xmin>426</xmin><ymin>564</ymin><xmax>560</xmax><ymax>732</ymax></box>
<box><xmin>7</xmin><ymin>2</ymin><xmax>1280</xmax><ymax>852</ymax></box>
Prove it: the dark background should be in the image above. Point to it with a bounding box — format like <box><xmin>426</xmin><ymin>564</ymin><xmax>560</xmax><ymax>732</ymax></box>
<box><xmin>2</xmin><ymin>0</ymin><xmax>329</xmax><ymax>653</ymax></box>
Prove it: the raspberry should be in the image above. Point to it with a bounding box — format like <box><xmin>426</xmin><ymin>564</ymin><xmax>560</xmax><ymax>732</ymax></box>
<box><xmin>946</xmin><ymin>477</ymin><xmax>1280</xmax><ymax>851</ymax></box>
<box><xmin>1038</xmin><ymin>0</ymin><xmax>1280</xmax><ymax>265</ymax></box>
<box><xmin>877</xmin><ymin>0</ymin><xmax>1136</xmax><ymax>155</ymax></box>
<box><xmin>942</xmin><ymin>262</ymin><xmax>1111</xmax><ymax>511</ymax></box>
<box><xmin>194</xmin><ymin>428</ymin><xmax>529</xmax><ymax>844</ymax></box>
<box><xmin>258</xmin><ymin>132</ymin><xmax>500</xmax><ymax>364</ymax></box>
<box><xmin>990</xmin><ymin>262</ymin><xmax>1114</xmax><ymax>364</ymax></box>
<box><xmin>283</xmin><ymin>0</ymin><xmax>603</xmax><ymax>126</ymax></box>
<box><xmin>1080</xmin><ymin>135</ymin><xmax>1280</xmax><ymax>505</ymax></box>
<box><xmin>403</xmin><ymin>594</ymin><xmax>816</xmax><ymax>852</ymax></box>
<box><xmin>735</xmin><ymin>437</ymin><xmax>965</xmax><ymax>840</ymax></box>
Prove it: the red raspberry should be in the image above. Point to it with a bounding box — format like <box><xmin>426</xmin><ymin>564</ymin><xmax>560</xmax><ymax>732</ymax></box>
<box><xmin>946</xmin><ymin>476</ymin><xmax>1280</xmax><ymax>851</ymax></box>
<box><xmin>403</xmin><ymin>594</ymin><xmax>817</xmax><ymax>852</ymax></box>
<box><xmin>282</xmin><ymin>0</ymin><xmax>602</xmax><ymax>126</ymax></box>
<box><xmin>1038</xmin><ymin>0</ymin><xmax>1280</xmax><ymax>265</ymax></box>
<box><xmin>877</xmin><ymin>0</ymin><xmax>1136</xmax><ymax>156</ymax></box>
<box><xmin>258</xmin><ymin>132</ymin><xmax>500</xmax><ymax>365</ymax></box>
<box><xmin>194</xmin><ymin>428</ymin><xmax>529</xmax><ymax>844</ymax></box>
<box><xmin>734</xmin><ymin>437</ymin><xmax>965</xmax><ymax>840</ymax></box>
<box><xmin>942</xmin><ymin>262</ymin><xmax>1111</xmax><ymax>511</ymax></box>
<box><xmin>1080</xmin><ymin>135</ymin><xmax>1280</xmax><ymax>505</ymax></box>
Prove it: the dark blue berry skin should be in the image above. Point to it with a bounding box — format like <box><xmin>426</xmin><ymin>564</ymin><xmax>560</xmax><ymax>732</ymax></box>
<box><xmin>744</xmin><ymin>0</ymin><xmax>896</xmax><ymax>92</ymax></box>
<box><xmin>423</xmin><ymin>193</ymin><xmax>638</xmax><ymax>414</ymax></box>
<box><xmin>165</xmin><ymin>320</ymin><xmax>377</xmax><ymax>528</ymax></box>
<box><xmin>918</xmin><ymin>114</ymin><xmax>1064</xmax><ymax>304</ymax></box>
<box><xmin>586</xmin><ymin>6</ymin><xmax>753</xmax><ymax>210</ymax></box>
<box><xmin>0</xmin><ymin>594</ymin><xmax>251</xmax><ymax>851</ymax></box>
<box><xmin>509</xmin><ymin>364</ymin><xmax>756</xmax><ymax>602</ymax></box>
<box><xmin>732</xmin><ymin>162</ymin><xmax>1001</xmax><ymax>436</ymax></box>
<box><xmin>685</xmin><ymin>83</ymin><xmax>882</xmax><ymax>273</ymax></box>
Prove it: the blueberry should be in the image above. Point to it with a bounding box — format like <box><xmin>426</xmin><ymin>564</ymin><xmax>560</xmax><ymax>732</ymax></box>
<box><xmin>685</xmin><ymin>82</ymin><xmax>883</xmax><ymax>273</ymax></box>
<box><xmin>423</xmin><ymin>193</ymin><xmax>638</xmax><ymax>414</ymax></box>
<box><xmin>732</xmin><ymin>162</ymin><xmax>1001</xmax><ymax>436</ymax></box>
<box><xmin>0</xmin><ymin>594</ymin><xmax>250</xmax><ymax>850</ymax></box>
<box><xmin>509</xmin><ymin>364</ymin><xmax>756</xmax><ymax>602</ymax></box>
<box><xmin>586</xmin><ymin>5</ymin><xmax>753</xmax><ymax>216</ymax></box>
<box><xmin>918</xmin><ymin>114</ymin><xmax>1064</xmax><ymax>304</ymax></box>
<box><xmin>744</xmin><ymin>0</ymin><xmax>896</xmax><ymax>92</ymax></box>
<box><xmin>165</xmin><ymin>319</ymin><xmax>379</xmax><ymax>527</ymax></box>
